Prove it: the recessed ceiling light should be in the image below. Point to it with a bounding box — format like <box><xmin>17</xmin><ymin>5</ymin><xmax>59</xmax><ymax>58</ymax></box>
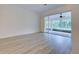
<box><xmin>60</xmin><ymin>13</ymin><xmax>63</xmax><ymax>18</ymax></box>
<box><xmin>43</xmin><ymin>4</ymin><xmax>47</xmax><ymax>6</ymax></box>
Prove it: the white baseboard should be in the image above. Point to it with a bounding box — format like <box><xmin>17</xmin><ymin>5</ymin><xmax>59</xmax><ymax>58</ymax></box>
<box><xmin>0</xmin><ymin>32</ymin><xmax>39</xmax><ymax>39</ymax></box>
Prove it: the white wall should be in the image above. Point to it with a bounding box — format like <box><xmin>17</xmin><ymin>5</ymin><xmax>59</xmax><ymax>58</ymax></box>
<box><xmin>0</xmin><ymin>5</ymin><xmax>40</xmax><ymax>38</ymax></box>
<box><xmin>40</xmin><ymin>5</ymin><xmax>79</xmax><ymax>53</ymax></box>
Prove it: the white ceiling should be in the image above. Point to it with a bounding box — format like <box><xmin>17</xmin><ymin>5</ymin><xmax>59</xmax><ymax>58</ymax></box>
<box><xmin>17</xmin><ymin>4</ymin><xmax>64</xmax><ymax>13</ymax></box>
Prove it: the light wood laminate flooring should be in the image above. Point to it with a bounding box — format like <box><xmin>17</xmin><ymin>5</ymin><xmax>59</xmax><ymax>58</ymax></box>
<box><xmin>0</xmin><ymin>33</ymin><xmax>71</xmax><ymax>54</ymax></box>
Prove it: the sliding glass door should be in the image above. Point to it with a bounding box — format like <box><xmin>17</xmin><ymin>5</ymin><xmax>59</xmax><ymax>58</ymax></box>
<box><xmin>44</xmin><ymin>16</ymin><xmax>49</xmax><ymax>33</ymax></box>
<box><xmin>44</xmin><ymin>12</ymin><xmax>71</xmax><ymax>33</ymax></box>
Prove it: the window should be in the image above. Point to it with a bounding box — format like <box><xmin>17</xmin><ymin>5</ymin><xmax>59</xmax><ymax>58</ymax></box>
<box><xmin>44</xmin><ymin>12</ymin><xmax>71</xmax><ymax>33</ymax></box>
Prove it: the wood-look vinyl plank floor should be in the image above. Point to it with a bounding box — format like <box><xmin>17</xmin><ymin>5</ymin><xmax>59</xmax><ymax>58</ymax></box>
<box><xmin>0</xmin><ymin>33</ymin><xmax>71</xmax><ymax>54</ymax></box>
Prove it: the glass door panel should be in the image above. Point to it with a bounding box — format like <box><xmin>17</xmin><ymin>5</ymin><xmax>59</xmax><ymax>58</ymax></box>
<box><xmin>44</xmin><ymin>12</ymin><xmax>71</xmax><ymax>33</ymax></box>
<box><xmin>44</xmin><ymin>16</ymin><xmax>49</xmax><ymax>33</ymax></box>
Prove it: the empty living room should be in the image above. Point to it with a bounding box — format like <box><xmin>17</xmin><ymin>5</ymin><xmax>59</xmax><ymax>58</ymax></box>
<box><xmin>0</xmin><ymin>4</ymin><xmax>79</xmax><ymax>54</ymax></box>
